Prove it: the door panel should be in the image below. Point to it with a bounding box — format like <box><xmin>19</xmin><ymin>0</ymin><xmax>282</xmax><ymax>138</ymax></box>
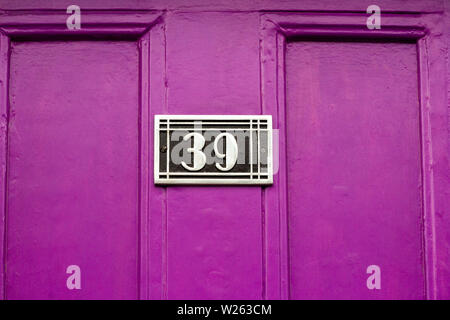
<box><xmin>165</xmin><ymin>12</ymin><xmax>263</xmax><ymax>299</ymax></box>
<box><xmin>286</xmin><ymin>41</ymin><xmax>424</xmax><ymax>299</ymax></box>
<box><xmin>6</xmin><ymin>41</ymin><xmax>139</xmax><ymax>299</ymax></box>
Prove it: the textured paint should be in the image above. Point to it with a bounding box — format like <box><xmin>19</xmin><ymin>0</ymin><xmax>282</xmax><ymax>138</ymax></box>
<box><xmin>0</xmin><ymin>0</ymin><xmax>444</xmax><ymax>12</ymax></box>
<box><xmin>0</xmin><ymin>1</ymin><xmax>448</xmax><ymax>300</ymax></box>
<box><xmin>6</xmin><ymin>41</ymin><xmax>139</xmax><ymax>299</ymax></box>
<box><xmin>165</xmin><ymin>12</ymin><xmax>263</xmax><ymax>299</ymax></box>
<box><xmin>287</xmin><ymin>41</ymin><xmax>424</xmax><ymax>299</ymax></box>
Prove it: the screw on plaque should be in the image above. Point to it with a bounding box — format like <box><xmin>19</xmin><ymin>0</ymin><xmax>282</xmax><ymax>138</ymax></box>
<box><xmin>161</xmin><ymin>145</ymin><xmax>167</xmax><ymax>153</ymax></box>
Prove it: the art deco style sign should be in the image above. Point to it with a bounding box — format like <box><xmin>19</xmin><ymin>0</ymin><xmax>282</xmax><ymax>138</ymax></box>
<box><xmin>154</xmin><ymin>115</ymin><xmax>273</xmax><ymax>185</ymax></box>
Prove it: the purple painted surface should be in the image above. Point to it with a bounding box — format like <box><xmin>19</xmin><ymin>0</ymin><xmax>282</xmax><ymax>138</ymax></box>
<box><xmin>286</xmin><ymin>41</ymin><xmax>424</xmax><ymax>299</ymax></box>
<box><xmin>165</xmin><ymin>12</ymin><xmax>263</xmax><ymax>299</ymax></box>
<box><xmin>6</xmin><ymin>41</ymin><xmax>139</xmax><ymax>299</ymax></box>
<box><xmin>0</xmin><ymin>0</ymin><xmax>444</xmax><ymax>12</ymax></box>
<box><xmin>0</xmin><ymin>0</ymin><xmax>448</xmax><ymax>300</ymax></box>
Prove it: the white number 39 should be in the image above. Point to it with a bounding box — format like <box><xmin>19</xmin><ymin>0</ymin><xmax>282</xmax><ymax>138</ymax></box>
<box><xmin>181</xmin><ymin>133</ymin><xmax>238</xmax><ymax>172</ymax></box>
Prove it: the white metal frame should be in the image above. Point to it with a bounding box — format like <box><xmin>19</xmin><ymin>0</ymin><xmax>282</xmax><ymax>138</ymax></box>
<box><xmin>154</xmin><ymin>115</ymin><xmax>273</xmax><ymax>185</ymax></box>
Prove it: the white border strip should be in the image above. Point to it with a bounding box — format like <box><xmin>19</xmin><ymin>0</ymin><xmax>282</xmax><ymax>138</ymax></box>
<box><xmin>154</xmin><ymin>115</ymin><xmax>273</xmax><ymax>185</ymax></box>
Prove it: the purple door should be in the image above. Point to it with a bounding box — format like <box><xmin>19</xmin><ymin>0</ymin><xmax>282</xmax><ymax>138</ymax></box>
<box><xmin>0</xmin><ymin>1</ymin><xmax>448</xmax><ymax>301</ymax></box>
<box><xmin>6</xmin><ymin>41</ymin><xmax>139</xmax><ymax>299</ymax></box>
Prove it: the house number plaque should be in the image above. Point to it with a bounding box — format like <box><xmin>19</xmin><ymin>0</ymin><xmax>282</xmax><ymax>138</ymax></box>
<box><xmin>154</xmin><ymin>115</ymin><xmax>273</xmax><ymax>185</ymax></box>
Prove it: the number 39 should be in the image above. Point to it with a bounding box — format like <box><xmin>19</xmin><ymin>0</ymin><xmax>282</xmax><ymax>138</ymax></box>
<box><xmin>181</xmin><ymin>133</ymin><xmax>238</xmax><ymax>172</ymax></box>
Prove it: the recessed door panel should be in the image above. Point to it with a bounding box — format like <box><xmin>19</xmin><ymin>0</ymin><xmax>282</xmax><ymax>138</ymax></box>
<box><xmin>286</xmin><ymin>41</ymin><xmax>424</xmax><ymax>299</ymax></box>
<box><xmin>6</xmin><ymin>41</ymin><xmax>139</xmax><ymax>299</ymax></box>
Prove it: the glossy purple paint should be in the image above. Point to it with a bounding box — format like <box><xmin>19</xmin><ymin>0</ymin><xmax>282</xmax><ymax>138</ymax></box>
<box><xmin>0</xmin><ymin>0</ymin><xmax>448</xmax><ymax>300</ymax></box>
<box><xmin>7</xmin><ymin>41</ymin><xmax>139</xmax><ymax>299</ymax></box>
